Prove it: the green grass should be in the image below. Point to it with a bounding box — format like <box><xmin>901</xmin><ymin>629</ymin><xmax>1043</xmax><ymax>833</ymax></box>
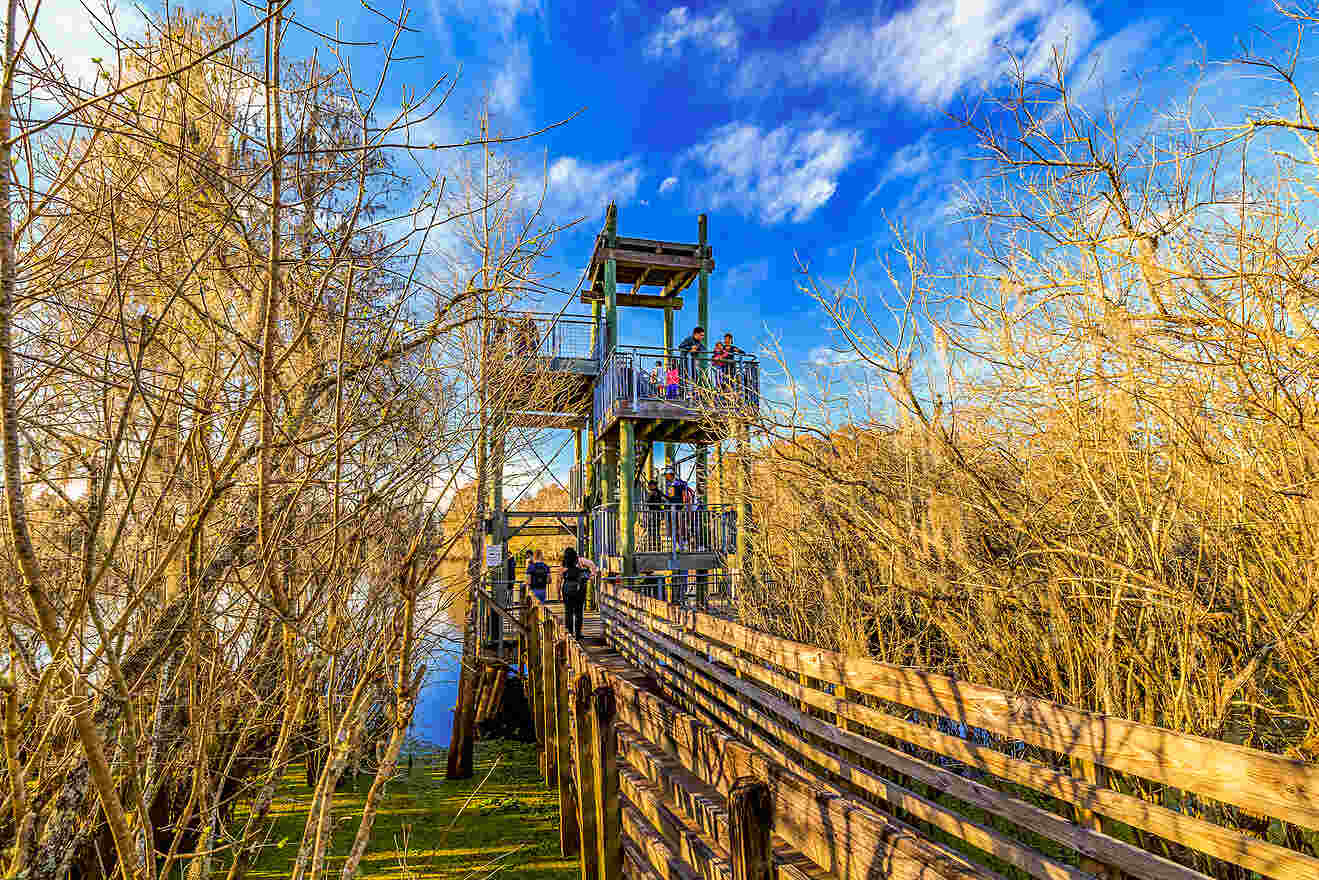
<box><xmin>249</xmin><ymin>740</ymin><xmax>577</xmax><ymax>880</ymax></box>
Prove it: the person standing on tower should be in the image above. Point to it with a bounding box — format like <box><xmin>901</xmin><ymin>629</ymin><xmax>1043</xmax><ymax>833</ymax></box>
<box><xmin>678</xmin><ymin>326</ymin><xmax>706</xmax><ymax>389</ymax></box>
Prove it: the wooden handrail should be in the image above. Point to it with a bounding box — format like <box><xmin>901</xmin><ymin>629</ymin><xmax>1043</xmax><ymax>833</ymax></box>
<box><xmin>598</xmin><ymin>582</ymin><xmax>1319</xmax><ymax>880</ymax></box>
<box><xmin>475</xmin><ymin>586</ymin><xmax>528</xmax><ymax>635</ymax></box>
<box><xmin>521</xmin><ymin>585</ymin><xmax>1319</xmax><ymax>880</ymax></box>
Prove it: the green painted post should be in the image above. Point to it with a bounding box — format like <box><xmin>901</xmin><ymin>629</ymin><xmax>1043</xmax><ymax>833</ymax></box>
<box><xmin>620</xmin><ymin>421</ymin><xmax>635</xmax><ymax>576</ymax></box>
<box><xmin>735</xmin><ymin>417</ymin><xmax>749</xmax><ymax>580</ymax></box>
<box><xmin>663</xmin><ymin>304</ymin><xmax>674</xmax><ymax>359</ymax></box>
<box><xmin>605</xmin><ymin>203</ymin><xmax>618</xmax><ymax>355</ymax></box>
<box><xmin>663</xmin><ymin>305</ymin><xmax>675</xmax><ymax>474</ymax></box>
<box><xmin>574</xmin><ymin>428</ymin><xmax>584</xmax><ymax>507</ymax></box>
<box><xmin>698</xmin><ymin>213</ymin><xmax>709</xmax><ymax>366</ymax></box>
<box><xmin>604</xmin><ymin>440</ymin><xmax>618</xmax><ymax>506</ymax></box>
<box><xmin>590</xmin><ymin>300</ymin><xmax>601</xmax><ymax>358</ymax></box>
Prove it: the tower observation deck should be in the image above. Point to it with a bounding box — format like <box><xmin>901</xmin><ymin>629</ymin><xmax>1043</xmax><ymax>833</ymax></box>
<box><xmin>484</xmin><ymin>202</ymin><xmax>758</xmax><ymax>604</ymax></box>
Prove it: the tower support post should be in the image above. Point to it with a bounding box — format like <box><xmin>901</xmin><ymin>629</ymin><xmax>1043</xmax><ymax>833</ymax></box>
<box><xmin>605</xmin><ymin>203</ymin><xmax>618</xmax><ymax>355</ymax></box>
<box><xmin>619</xmin><ymin>421</ymin><xmax>636</xmax><ymax>575</ymax></box>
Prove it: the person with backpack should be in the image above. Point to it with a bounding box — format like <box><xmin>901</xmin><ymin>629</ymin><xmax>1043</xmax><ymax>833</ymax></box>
<box><xmin>559</xmin><ymin>547</ymin><xmax>596</xmax><ymax>639</ymax></box>
<box><xmin>526</xmin><ymin>549</ymin><xmax>551</xmax><ymax>602</ymax></box>
<box><xmin>667</xmin><ymin>469</ymin><xmax>692</xmax><ymax>550</ymax></box>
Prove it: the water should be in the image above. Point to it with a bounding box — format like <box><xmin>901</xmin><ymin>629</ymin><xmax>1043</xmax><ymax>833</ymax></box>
<box><xmin>410</xmin><ymin>625</ymin><xmax>464</xmax><ymax>748</ymax></box>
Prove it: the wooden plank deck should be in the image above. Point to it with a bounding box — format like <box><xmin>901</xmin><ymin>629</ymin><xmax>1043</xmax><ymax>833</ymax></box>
<box><xmin>538</xmin><ymin>599</ymin><xmax>660</xmax><ymax>695</ymax></box>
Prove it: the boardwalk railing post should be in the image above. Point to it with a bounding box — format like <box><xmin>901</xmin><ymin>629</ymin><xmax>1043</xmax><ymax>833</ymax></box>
<box><xmin>526</xmin><ymin>605</ymin><xmax>543</xmax><ymax>775</ymax></box>
<box><xmin>728</xmin><ymin>777</ymin><xmax>774</xmax><ymax>880</ymax></box>
<box><xmin>554</xmin><ymin>639</ymin><xmax>580</xmax><ymax>857</ymax></box>
<box><xmin>541</xmin><ymin>617</ymin><xmax>557</xmax><ymax>787</ymax></box>
<box><xmin>590</xmin><ymin>685</ymin><xmax>622</xmax><ymax>880</ymax></box>
<box><xmin>573</xmin><ymin>675</ymin><xmax>600</xmax><ymax>880</ymax></box>
<box><xmin>1070</xmin><ymin>756</ymin><xmax>1121</xmax><ymax>879</ymax></box>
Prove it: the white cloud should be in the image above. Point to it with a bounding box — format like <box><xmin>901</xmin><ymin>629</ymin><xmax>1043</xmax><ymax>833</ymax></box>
<box><xmin>547</xmin><ymin>156</ymin><xmax>644</xmax><ymax>219</ymax></box>
<box><xmin>807</xmin><ymin>345</ymin><xmax>860</xmax><ymax>368</ymax></box>
<box><xmin>865</xmin><ymin>133</ymin><xmax>938</xmax><ymax>202</ymax></box>
<box><xmin>490</xmin><ymin>39</ymin><xmax>532</xmax><ymax>114</ymax></box>
<box><xmin>27</xmin><ymin>0</ymin><xmax>143</xmax><ymax>91</ymax></box>
<box><xmin>1068</xmin><ymin>19</ymin><xmax>1163</xmax><ymax>106</ymax></box>
<box><xmin>739</xmin><ymin>0</ymin><xmax>1101</xmax><ymax>109</ymax></box>
<box><xmin>659</xmin><ymin>176</ymin><xmax>678</xmax><ymax>193</ymax></box>
<box><xmin>722</xmin><ymin>258</ymin><xmax>770</xmax><ymax>292</ymax></box>
<box><xmin>433</xmin><ymin>0</ymin><xmax>541</xmax><ymax>38</ymax></box>
<box><xmin>683</xmin><ymin>122</ymin><xmax>862</xmax><ymax>224</ymax></box>
<box><xmin>645</xmin><ymin>6</ymin><xmax>739</xmax><ymax>59</ymax></box>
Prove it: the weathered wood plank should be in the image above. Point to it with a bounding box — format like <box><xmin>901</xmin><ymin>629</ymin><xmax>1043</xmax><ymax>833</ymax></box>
<box><xmin>620</xmin><ymin>767</ymin><xmax>733</xmax><ymax>880</ymax></box>
<box><xmin>605</xmin><ymin>584</ymin><xmax>1319</xmax><ymax>834</ymax></box>
<box><xmin>609</xmin><ymin>608</ymin><xmax>1145</xmax><ymax>880</ymax></box>
<box><xmin>541</xmin><ymin>617</ymin><xmax>558</xmax><ymax>788</ymax></box>
<box><xmin>598</xmin><ymin>645</ymin><xmax>994</xmax><ymax>880</ymax></box>
<box><xmin>728</xmin><ymin>779</ymin><xmax>774</xmax><ymax>880</ymax></box>
<box><xmin>617</xmin><ymin>724</ymin><xmax>733</xmax><ymax>852</ymax></box>
<box><xmin>598</xmin><ymin>247</ymin><xmax>714</xmax><ymax>272</ymax></box>
<box><xmin>593</xmin><ymin>685</ymin><xmax>624</xmax><ymax>880</ymax></box>
<box><xmin>582</xmin><ymin>293</ymin><xmax>688</xmax><ymax>310</ymax></box>
<box><xmin>574</xmin><ymin>674</ymin><xmax>602</xmax><ymax>880</ymax></box>
<box><xmin>555</xmin><ymin>640</ymin><xmax>582</xmax><ymax>857</ymax></box>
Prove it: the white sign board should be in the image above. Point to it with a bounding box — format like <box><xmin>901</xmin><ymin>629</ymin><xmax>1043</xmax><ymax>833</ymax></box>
<box><xmin>485</xmin><ymin>544</ymin><xmax>504</xmax><ymax>568</ymax></box>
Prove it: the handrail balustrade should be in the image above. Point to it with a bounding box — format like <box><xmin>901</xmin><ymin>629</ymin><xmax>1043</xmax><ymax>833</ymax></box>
<box><xmin>489</xmin><ymin>311</ymin><xmax>603</xmax><ymax>365</ymax></box>
<box><xmin>593</xmin><ymin>344</ymin><xmax>759</xmax><ymax>432</ymax></box>
<box><xmin>591</xmin><ymin>502</ymin><xmax>735</xmax><ymax>566</ymax></box>
<box><xmin>521</xmin><ymin>582</ymin><xmax>1319</xmax><ymax>880</ymax></box>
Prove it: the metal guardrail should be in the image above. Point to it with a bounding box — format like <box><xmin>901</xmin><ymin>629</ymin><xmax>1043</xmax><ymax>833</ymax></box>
<box><xmin>591</xmin><ymin>502</ymin><xmax>735</xmax><ymax>567</ymax></box>
<box><xmin>634</xmin><ymin>502</ymin><xmax>734</xmax><ymax>555</ymax></box>
<box><xmin>488</xmin><ymin>311</ymin><xmax>603</xmax><ymax>363</ymax></box>
<box><xmin>591</xmin><ymin>505</ymin><xmax>619</xmax><ymax>561</ymax></box>
<box><xmin>610</xmin><ymin>571</ymin><xmax>736</xmax><ymax>612</ymax></box>
<box><xmin>592</xmin><ymin>345</ymin><xmax>759</xmax><ymax>431</ymax></box>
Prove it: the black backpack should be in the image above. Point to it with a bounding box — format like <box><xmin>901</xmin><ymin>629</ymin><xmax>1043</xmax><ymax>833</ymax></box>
<box><xmin>561</xmin><ymin>566</ymin><xmax>589</xmax><ymax>602</ymax></box>
<box><xmin>529</xmin><ymin>562</ymin><xmax>549</xmax><ymax>592</ymax></box>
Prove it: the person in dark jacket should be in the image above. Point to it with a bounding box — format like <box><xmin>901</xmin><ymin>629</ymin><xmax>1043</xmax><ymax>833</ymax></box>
<box><xmin>559</xmin><ymin>547</ymin><xmax>597</xmax><ymax>639</ymax></box>
<box><xmin>644</xmin><ymin>477</ymin><xmax>665</xmax><ymax>549</ymax></box>
<box><xmin>677</xmin><ymin>327</ymin><xmax>705</xmax><ymax>384</ymax></box>
<box><xmin>526</xmin><ymin>549</ymin><xmax>551</xmax><ymax>602</ymax></box>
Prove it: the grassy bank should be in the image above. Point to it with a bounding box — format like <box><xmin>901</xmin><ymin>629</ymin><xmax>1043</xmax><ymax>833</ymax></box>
<box><xmin>249</xmin><ymin>740</ymin><xmax>575</xmax><ymax>880</ymax></box>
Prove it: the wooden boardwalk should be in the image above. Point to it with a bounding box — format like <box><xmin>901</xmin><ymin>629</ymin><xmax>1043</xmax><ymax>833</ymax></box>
<box><xmin>511</xmin><ymin>584</ymin><xmax>1319</xmax><ymax>880</ymax></box>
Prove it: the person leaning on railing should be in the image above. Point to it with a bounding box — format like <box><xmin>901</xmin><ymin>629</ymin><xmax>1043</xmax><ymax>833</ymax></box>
<box><xmin>678</xmin><ymin>326</ymin><xmax>705</xmax><ymax>386</ymax></box>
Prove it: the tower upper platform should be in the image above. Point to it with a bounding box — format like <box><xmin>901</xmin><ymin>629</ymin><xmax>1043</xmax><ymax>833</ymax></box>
<box><xmin>580</xmin><ymin>234</ymin><xmax>714</xmax><ymax>310</ymax></box>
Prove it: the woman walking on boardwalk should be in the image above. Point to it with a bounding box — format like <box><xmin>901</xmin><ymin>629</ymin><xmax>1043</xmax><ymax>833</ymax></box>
<box><xmin>560</xmin><ymin>547</ymin><xmax>597</xmax><ymax>639</ymax></box>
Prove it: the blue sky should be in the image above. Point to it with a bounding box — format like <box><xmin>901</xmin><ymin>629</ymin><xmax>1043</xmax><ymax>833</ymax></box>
<box><xmin>39</xmin><ymin>0</ymin><xmax>1286</xmax><ymax>370</ymax></box>
<box><xmin>395</xmin><ymin>0</ymin><xmax>1277</xmax><ymax>371</ymax></box>
<box><xmin>35</xmin><ymin>0</ymin><xmax>1299</xmax><ymax>472</ymax></box>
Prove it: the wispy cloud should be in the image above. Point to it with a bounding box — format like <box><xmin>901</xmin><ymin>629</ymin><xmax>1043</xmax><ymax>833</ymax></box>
<box><xmin>659</xmin><ymin>176</ymin><xmax>678</xmax><ymax>194</ymax></box>
<box><xmin>736</xmin><ymin>0</ymin><xmax>1101</xmax><ymax>110</ymax></box>
<box><xmin>645</xmin><ymin>6</ymin><xmax>739</xmax><ymax>59</ymax></box>
<box><xmin>866</xmin><ymin>133</ymin><xmax>939</xmax><ymax>202</ymax></box>
<box><xmin>683</xmin><ymin>121</ymin><xmax>863</xmax><ymax>224</ymax></box>
<box><xmin>490</xmin><ymin>38</ymin><xmax>532</xmax><ymax>114</ymax></box>
<box><xmin>722</xmin><ymin>258</ymin><xmax>771</xmax><ymax>293</ymax></box>
<box><xmin>433</xmin><ymin>0</ymin><xmax>541</xmax><ymax>38</ymax></box>
<box><xmin>806</xmin><ymin>0</ymin><xmax>1097</xmax><ymax>106</ymax></box>
<box><xmin>547</xmin><ymin>156</ymin><xmax>644</xmax><ymax>219</ymax></box>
